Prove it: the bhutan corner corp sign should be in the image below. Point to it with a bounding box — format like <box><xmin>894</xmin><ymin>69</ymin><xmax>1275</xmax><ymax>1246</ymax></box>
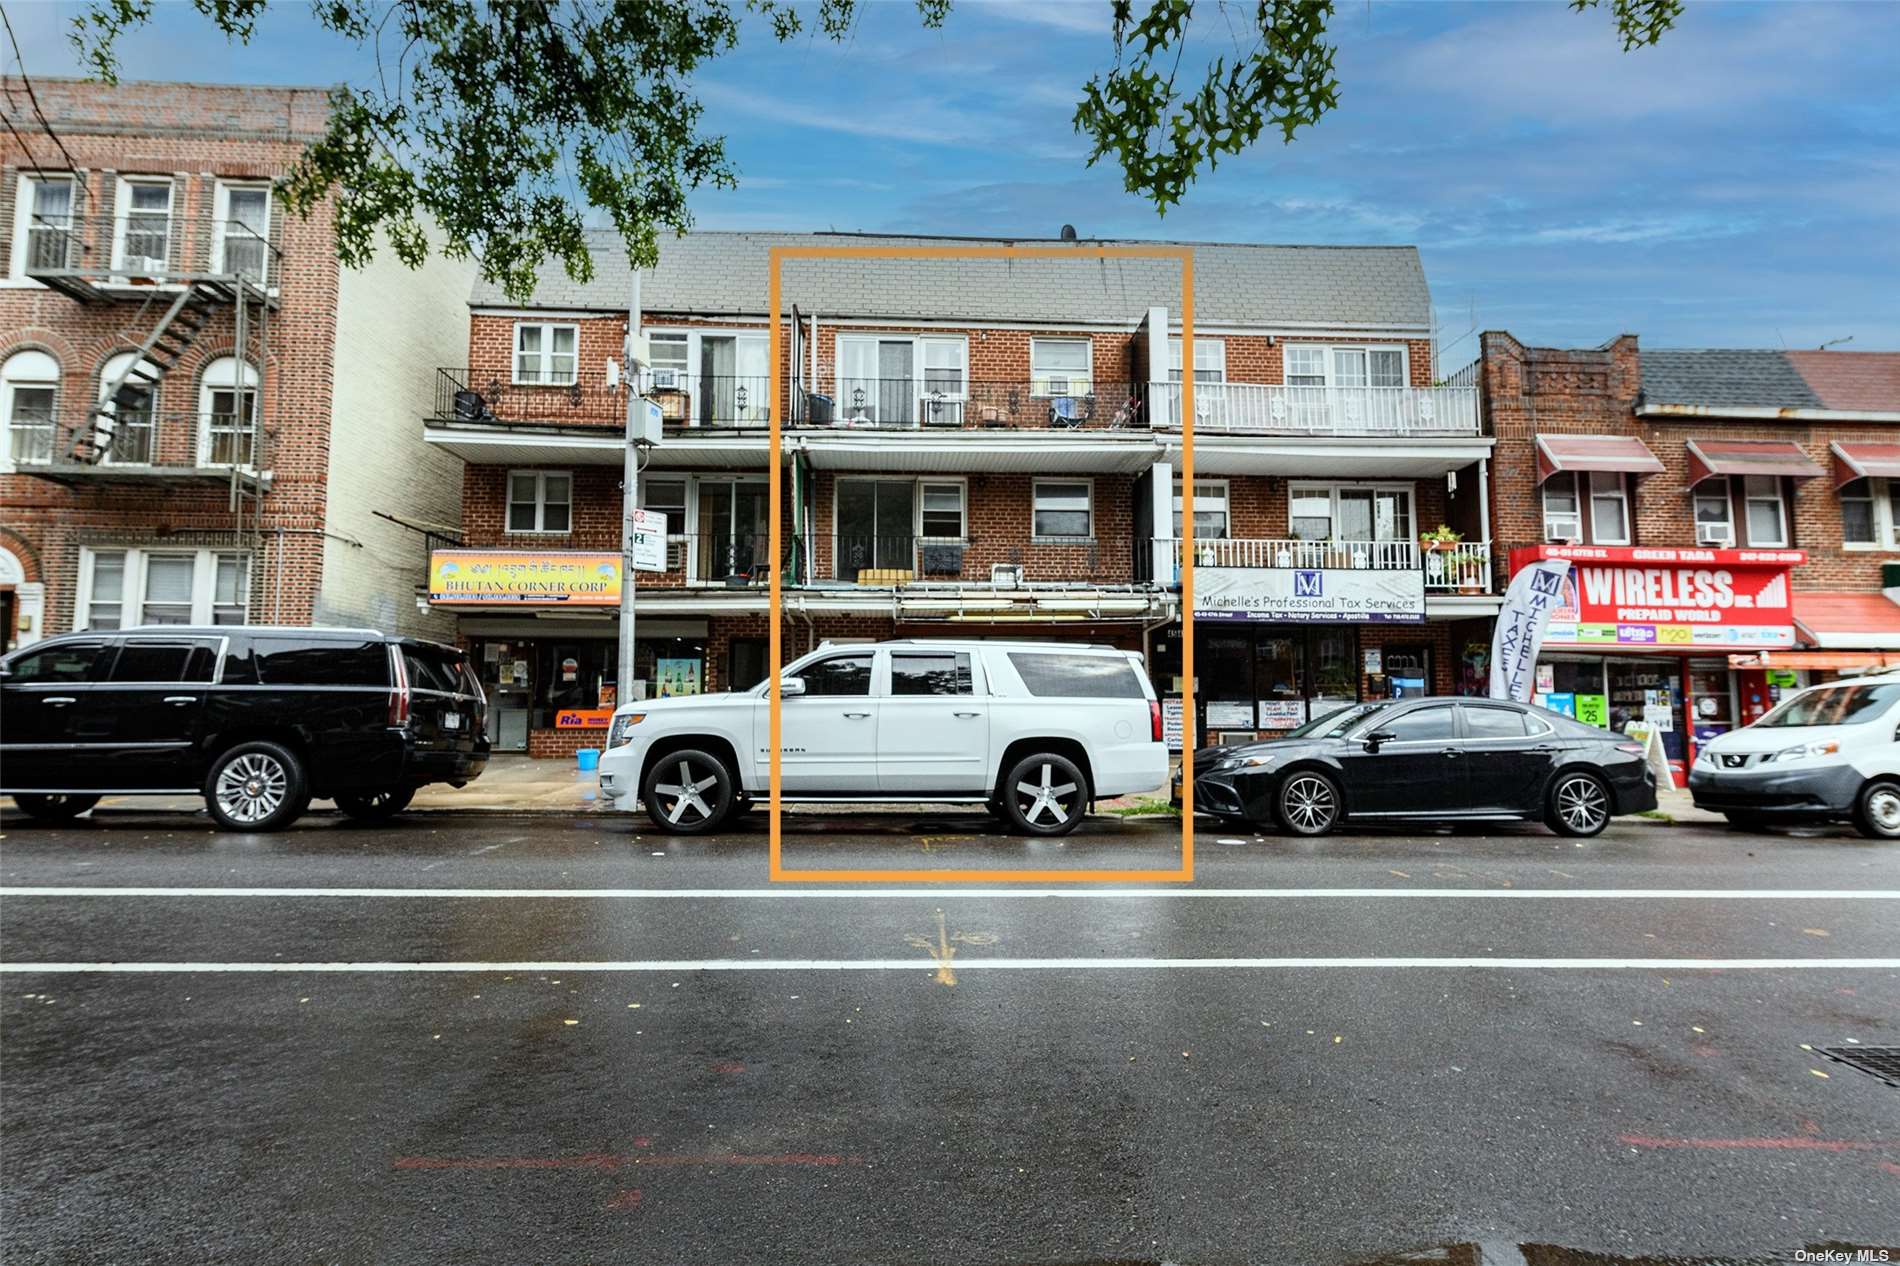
<box><xmin>428</xmin><ymin>550</ymin><xmax>621</xmax><ymax>605</ymax></box>
<box><xmin>1508</xmin><ymin>545</ymin><xmax>1802</xmax><ymax>650</ymax></box>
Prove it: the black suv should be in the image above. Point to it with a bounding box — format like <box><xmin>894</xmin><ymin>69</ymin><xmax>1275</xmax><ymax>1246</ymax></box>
<box><xmin>1</xmin><ymin>626</ymin><xmax>489</xmax><ymax>831</ymax></box>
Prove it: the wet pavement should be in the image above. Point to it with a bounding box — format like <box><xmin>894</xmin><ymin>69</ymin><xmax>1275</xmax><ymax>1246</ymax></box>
<box><xmin>2</xmin><ymin>807</ymin><xmax>1896</xmax><ymax>1264</ymax></box>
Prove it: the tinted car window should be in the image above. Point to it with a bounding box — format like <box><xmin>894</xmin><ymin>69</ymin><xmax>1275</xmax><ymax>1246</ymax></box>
<box><xmin>253</xmin><ymin>637</ymin><xmax>389</xmax><ymax>687</ymax></box>
<box><xmin>1008</xmin><ymin>652</ymin><xmax>1144</xmax><ymax>699</ymax></box>
<box><xmin>108</xmin><ymin>642</ymin><xmax>215</xmax><ymax>684</ymax></box>
<box><xmin>891</xmin><ymin>652</ymin><xmax>972</xmax><ymax>697</ymax></box>
<box><xmin>1378</xmin><ymin>704</ymin><xmax>1459</xmax><ymax>742</ymax></box>
<box><xmin>4</xmin><ymin>641</ymin><xmax>108</xmax><ymax>682</ymax></box>
<box><xmin>403</xmin><ymin>645</ymin><xmax>472</xmax><ymax>695</ymax></box>
<box><xmin>795</xmin><ymin>654</ymin><xmax>872</xmax><ymax>697</ymax></box>
<box><xmin>1758</xmin><ymin>682</ymin><xmax>1900</xmax><ymax>727</ymax></box>
<box><xmin>1463</xmin><ymin>705</ymin><xmax>1530</xmax><ymax>739</ymax></box>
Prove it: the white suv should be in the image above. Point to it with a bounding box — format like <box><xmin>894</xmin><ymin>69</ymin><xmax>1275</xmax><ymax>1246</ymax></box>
<box><xmin>598</xmin><ymin>639</ymin><xmax>1168</xmax><ymax>836</ymax></box>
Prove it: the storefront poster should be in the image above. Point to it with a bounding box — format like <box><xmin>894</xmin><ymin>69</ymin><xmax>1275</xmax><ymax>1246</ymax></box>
<box><xmin>428</xmin><ymin>550</ymin><xmax>622</xmax><ymax>605</ymax></box>
<box><xmin>1206</xmin><ymin>701</ymin><xmax>1254</xmax><ymax>729</ymax></box>
<box><xmin>555</xmin><ymin>709</ymin><xmax>614</xmax><ymax>729</ymax></box>
<box><xmin>1546</xmin><ymin>692</ymin><xmax>1576</xmax><ymax>718</ymax></box>
<box><xmin>560</xmin><ymin>657</ymin><xmax>578</xmax><ymax>683</ymax></box>
<box><xmin>1195</xmin><ymin>566</ymin><xmax>1425</xmax><ymax>623</ymax></box>
<box><xmin>1258</xmin><ymin>699</ymin><xmax>1305</xmax><ymax>729</ymax></box>
<box><xmin>655</xmin><ymin>658</ymin><xmax>702</xmax><ymax>697</ymax></box>
<box><xmin>1535</xmin><ymin>664</ymin><xmax>1556</xmax><ymax>695</ymax></box>
<box><xmin>1162</xmin><ymin>699</ymin><xmax>1185</xmax><ymax>752</ymax></box>
<box><xmin>511</xmin><ymin>659</ymin><xmax>528</xmax><ymax>685</ymax></box>
<box><xmin>1643</xmin><ymin>702</ymin><xmax>1675</xmax><ymax>731</ymax></box>
<box><xmin>1575</xmin><ymin>694</ymin><xmax>1608</xmax><ymax>728</ymax></box>
<box><xmin>1509</xmin><ymin>546</ymin><xmax>1800</xmax><ymax>650</ymax></box>
<box><xmin>1361</xmin><ymin>648</ymin><xmax>1383</xmax><ymax>675</ymax></box>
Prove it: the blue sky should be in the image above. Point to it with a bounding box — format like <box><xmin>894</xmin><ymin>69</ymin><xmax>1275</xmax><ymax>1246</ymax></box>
<box><xmin>8</xmin><ymin>0</ymin><xmax>1897</xmax><ymax>365</ymax></box>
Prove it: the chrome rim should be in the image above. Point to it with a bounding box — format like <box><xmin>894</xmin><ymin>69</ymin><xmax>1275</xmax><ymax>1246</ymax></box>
<box><xmin>1556</xmin><ymin>776</ymin><xmax>1607</xmax><ymax>833</ymax></box>
<box><xmin>1868</xmin><ymin>786</ymin><xmax>1900</xmax><ymax>834</ymax></box>
<box><xmin>1015</xmin><ymin>761</ymin><xmax>1079</xmax><ymax>826</ymax></box>
<box><xmin>215</xmin><ymin>753</ymin><xmax>288</xmax><ymax>825</ymax></box>
<box><xmin>1281</xmin><ymin>775</ymin><xmax>1336</xmax><ymax>833</ymax></box>
<box><xmin>653</xmin><ymin>757</ymin><xmax>722</xmax><ymax>826</ymax></box>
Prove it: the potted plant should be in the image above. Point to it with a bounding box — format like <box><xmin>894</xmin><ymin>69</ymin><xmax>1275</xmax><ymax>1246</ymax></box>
<box><xmin>1419</xmin><ymin>524</ymin><xmax>1462</xmax><ymax>553</ymax></box>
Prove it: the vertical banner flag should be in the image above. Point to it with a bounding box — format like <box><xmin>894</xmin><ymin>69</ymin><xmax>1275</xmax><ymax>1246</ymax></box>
<box><xmin>1489</xmin><ymin>559</ymin><xmax>1573</xmax><ymax>702</ymax></box>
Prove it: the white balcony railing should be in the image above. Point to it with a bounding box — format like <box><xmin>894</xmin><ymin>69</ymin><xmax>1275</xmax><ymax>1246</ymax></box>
<box><xmin>1154</xmin><ymin>383</ymin><xmax>1479</xmax><ymax>436</ymax></box>
<box><xmin>1170</xmin><ymin>537</ymin><xmax>1494</xmax><ymax>593</ymax></box>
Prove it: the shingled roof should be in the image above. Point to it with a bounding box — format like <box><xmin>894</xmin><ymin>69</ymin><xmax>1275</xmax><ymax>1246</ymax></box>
<box><xmin>468</xmin><ymin>230</ymin><xmax>1434</xmax><ymax>331</ymax></box>
<box><xmin>1640</xmin><ymin>348</ymin><xmax>1900</xmax><ymax>414</ymax></box>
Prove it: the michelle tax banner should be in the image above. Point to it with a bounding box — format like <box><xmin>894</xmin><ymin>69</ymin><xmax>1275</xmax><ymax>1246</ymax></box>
<box><xmin>429</xmin><ymin>551</ymin><xmax>621</xmax><ymax>604</ymax></box>
<box><xmin>1489</xmin><ymin>559</ymin><xmax>1573</xmax><ymax>702</ymax></box>
<box><xmin>1195</xmin><ymin>566</ymin><xmax>1425</xmax><ymax>623</ymax></box>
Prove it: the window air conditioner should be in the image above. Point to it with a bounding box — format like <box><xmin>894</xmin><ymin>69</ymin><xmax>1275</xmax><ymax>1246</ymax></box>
<box><xmin>1545</xmin><ymin>517</ymin><xmax>1581</xmax><ymax>544</ymax></box>
<box><xmin>649</xmin><ymin>368</ymin><xmax>680</xmax><ymax>390</ymax></box>
<box><xmin>1045</xmin><ymin>376</ymin><xmax>1071</xmax><ymax>397</ymax></box>
<box><xmin>1695</xmin><ymin>521</ymin><xmax>1735</xmax><ymax>547</ymax></box>
<box><xmin>990</xmin><ymin>563</ymin><xmax>1024</xmax><ymax>588</ymax></box>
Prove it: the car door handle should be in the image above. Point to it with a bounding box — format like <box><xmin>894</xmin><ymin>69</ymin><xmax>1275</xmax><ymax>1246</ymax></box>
<box><xmin>953</xmin><ymin>711</ymin><xmax>980</xmax><ymax>718</ymax></box>
<box><xmin>1441</xmin><ymin>748</ymin><xmax>1462</xmax><ymax>758</ymax></box>
<box><xmin>842</xmin><ymin>711</ymin><xmax>872</xmax><ymax>719</ymax></box>
<box><xmin>163</xmin><ymin>695</ymin><xmax>197</xmax><ymax>705</ymax></box>
<box><xmin>41</xmin><ymin>696</ymin><xmax>76</xmax><ymax>706</ymax></box>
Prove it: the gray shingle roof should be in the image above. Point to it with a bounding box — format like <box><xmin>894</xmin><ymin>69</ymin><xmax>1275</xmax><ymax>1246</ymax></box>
<box><xmin>469</xmin><ymin>230</ymin><xmax>1433</xmax><ymax>330</ymax></box>
<box><xmin>1639</xmin><ymin>349</ymin><xmax>1824</xmax><ymax>410</ymax></box>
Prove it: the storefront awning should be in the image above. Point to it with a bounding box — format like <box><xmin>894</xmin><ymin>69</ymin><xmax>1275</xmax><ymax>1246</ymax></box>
<box><xmin>1684</xmin><ymin>438</ymin><xmax>1825</xmax><ymax>485</ymax></box>
<box><xmin>1831</xmin><ymin>441</ymin><xmax>1900</xmax><ymax>486</ymax></box>
<box><xmin>1729</xmin><ymin>650</ymin><xmax>1900</xmax><ymax>670</ymax></box>
<box><xmin>1792</xmin><ymin>592</ymin><xmax>1900</xmax><ymax>650</ymax></box>
<box><xmin>1534</xmin><ymin>435</ymin><xmax>1665</xmax><ymax>484</ymax></box>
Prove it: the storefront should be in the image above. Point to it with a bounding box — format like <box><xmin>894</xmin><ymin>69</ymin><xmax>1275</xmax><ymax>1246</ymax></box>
<box><xmin>1510</xmin><ymin>545</ymin><xmax>1806</xmax><ymax>785</ymax></box>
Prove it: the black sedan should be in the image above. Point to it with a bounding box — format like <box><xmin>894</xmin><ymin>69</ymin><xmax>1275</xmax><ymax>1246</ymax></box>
<box><xmin>1186</xmin><ymin>697</ymin><xmax>1658</xmax><ymax>838</ymax></box>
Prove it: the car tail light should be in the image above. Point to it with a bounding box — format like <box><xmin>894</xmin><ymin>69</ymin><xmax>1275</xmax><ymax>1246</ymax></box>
<box><xmin>1149</xmin><ymin>699</ymin><xmax>1163</xmax><ymax>743</ymax></box>
<box><xmin>388</xmin><ymin>647</ymin><xmax>412</xmax><ymax>728</ymax></box>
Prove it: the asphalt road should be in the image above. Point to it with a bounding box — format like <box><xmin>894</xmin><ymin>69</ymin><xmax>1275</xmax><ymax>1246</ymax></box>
<box><xmin>2</xmin><ymin>806</ymin><xmax>1897</xmax><ymax>1266</ymax></box>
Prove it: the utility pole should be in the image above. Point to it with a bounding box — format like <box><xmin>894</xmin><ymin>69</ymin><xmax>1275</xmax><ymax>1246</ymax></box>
<box><xmin>618</xmin><ymin>272</ymin><xmax>643</xmax><ymax>700</ymax></box>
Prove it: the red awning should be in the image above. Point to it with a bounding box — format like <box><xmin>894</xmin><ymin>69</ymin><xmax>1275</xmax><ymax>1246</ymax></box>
<box><xmin>1831</xmin><ymin>441</ymin><xmax>1900</xmax><ymax>487</ymax></box>
<box><xmin>1534</xmin><ymin>434</ymin><xmax>1665</xmax><ymax>484</ymax></box>
<box><xmin>1792</xmin><ymin>592</ymin><xmax>1900</xmax><ymax>651</ymax></box>
<box><xmin>1684</xmin><ymin>438</ymin><xmax>1825</xmax><ymax>486</ymax></box>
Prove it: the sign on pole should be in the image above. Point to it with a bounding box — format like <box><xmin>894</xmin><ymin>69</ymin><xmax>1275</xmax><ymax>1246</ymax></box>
<box><xmin>629</xmin><ymin>509</ymin><xmax>668</xmax><ymax>573</ymax></box>
<box><xmin>1489</xmin><ymin>558</ymin><xmax>1572</xmax><ymax>702</ymax></box>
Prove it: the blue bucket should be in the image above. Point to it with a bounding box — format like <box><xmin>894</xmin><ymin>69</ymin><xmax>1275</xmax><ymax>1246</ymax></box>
<box><xmin>575</xmin><ymin>748</ymin><xmax>601</xmax><ymax>772</ymax></box>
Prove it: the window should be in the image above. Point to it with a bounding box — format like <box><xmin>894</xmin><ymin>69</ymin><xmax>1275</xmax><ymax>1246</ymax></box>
<box><xmin>1173</xmin><ymin>479</ymin><xmax>1229</xmax><ymax>539</ymax></box>
<box><xmin>1282</xmin><ymin>345</ymin><xmax>1406</xmax><ymax>387</ymax></box>
<box><xmin>507</xmin><ymin>471</ymin><xmax>572</xmax><ymax>534</ymax></box>
<box><xmin>1</xmin><ymin>349</ymin><xmax>58</xmax><ymax>468</ymax></box>
<box><xmin>793</xmin><ymin>653</ymin><xmax>872</xmax><ymax>697</ymax></box>
<box><xmin>1742</xmin><ymin>475</ymin><xmax>1787</xmax><ymax>547</ymax></box>
<box><xmin>1168</xmin><ymin>338</ymin><xmax>1226</xmax><ymax>383</ymax></box>
<box><xmin>1008</xmin><ymin>652</ymin><xmax>1145</xmax><ymax>699</ymax></box>
<box><xmin>15</xmin><ymin>174</ymin><xmax>75</xmax><ymax>273</ymax></box>
<box><xmin>891</xmin><ymin>652</ymin><xmax>973</xmax><ymax>696</ymax></box>
<box><xmin>253</xmin><ymin>637</ymin><xmax>390</xmax><ymax>687</ymax></box>
<box><xmin>640</xmin><ymin>477</ymin><xmax>686</xmax><ymax>567</ymax></box>
<box><xmin>1840</xmin><ymin>478</ymin><xmax>1900</xmax><ymax>547</ymax></box>
<box><xmin>1462</xmin><ymin>704</ymin><xmax>1531</xmax><ymax>739</ymax></box>
<box><xmin>514</xmin><ymin>323</ymin><xmax>579</xmax><ymax>386</ymax></box>
<box><xmin>919</xmin><ymin>482</ymin><xmax>966</xmax><ymax>539</ymax></box>
<box><xmin>78</xmin><ymin>549</ymin><xmax>250</xmax><ymax>629</ymax></box>
<box><xmin>835</xmin><ymin>334</ymin><xmax>966</xmax><ymax>426</ymax></box>
<box><xmin>107</xmin><ymin>641</ymin><xmax>216</xmax><ymax>684</ymax></box>
<box><xmin>1376</xmin><ymin>704</ymin><xmax>1458</xmax><ymax>742</ymax></box>
<box><xmin>1032</xmin><ymin>480</ymin><xmax>1091</xmax><ymax>538</ymax></box>
<box><xmin>1029</xmin><ymin>339</ymin><xmax>1091</xmax><ymax>397</ymax></box>
<box><xmin>98</xmin><ymin>352</ymin><xmax>159</xmax><ymax>465</ymax></box>
<box><xmin>1285</xmin><ymin>346</ymin><xmax>1327</xmax><ymax>387</ymax></box>
<box><xmin>4</xmin><ymin>640</ymin><xmax>106</xmax><ymax>682</ymax></box>
<box><xmin>921</xmin><ymin>339</ymin><xmax>966</xmax><ymax>397</ymax></box>
<box><xmin>214</xmin><ymin>183</ymin><xmax>271</xmax><ymax>283</ymax></box>
<box><xmin>647</xmin><ymin>333</ymin><xmax>690</xmax><ymax>388</ymax></box>
<box><xmin>114</xmin><ymin>178</ymin><xmax>173</xmax><ymax>272</ymax></box>
<box><xmin>402</xmin><ymin>645</ymin><xmax>475</xmax><ymax>696</ymax></box>
<box><xmin>1542</xmin><ymin>478</ymin><xmax>1582</xmax><ymax>543</ymax></box>
<box><xmin>1758</xmin><ymin>681</ymin><xmax>1900</xmax><ymax>728</ymax></box>
<box><xmin>198</xmin><ymin>356</ymin><xmax>258</xmax><ymax>467</ymax></box>
<box><xmin>1288</xmin><ymin>484</ymin><xmax>1413</xmax><ymax>545</ymax></box>
<box><xmin>1693</xmin><ymin>477</ymin><xmax>1734</xmax><ymax>543</ymax></box>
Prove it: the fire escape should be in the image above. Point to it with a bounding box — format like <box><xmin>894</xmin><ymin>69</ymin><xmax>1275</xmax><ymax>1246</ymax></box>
<box><xmin>15</xmin><ymin>197</ymin><xmax>278</xmax><ymax>554</ymax></box>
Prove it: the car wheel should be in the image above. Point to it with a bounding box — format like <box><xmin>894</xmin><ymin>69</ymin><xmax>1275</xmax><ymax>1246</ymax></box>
<box><xmin>1277</xmin><ymin>771</ymin><xmax>1341</xmax><ymax>837</ymax></box>
<box><xmin>1723</xmin><ymin>812</ymin><xmax>1774</xmax><ymax>832</ymax></box>
<box><xmin>206</xmin><ymin>741</ymin><xmax>310</xmax><ymax>833</ymax></box>
<box><xmin>1853</xmin><ymin>779</ymin><xmax>1900</xmax><ymax>840</ymax></box>
<box><xmin>642</xmin><ymin>749</ymin><xmax>735</xmax><ymax>835</ymax></box>
<box><xmin>334</xmin><ymin>786</ymin><xmax>416</xmax><ymax>822</ymax></box>
<box><xmin>999</xmin><ymin>753</ymin><xmax>1088</xmax><ymax>837</ymax></box>
<box><xmin>1547</xmin><ymin>771</ymin><xmax>1611</xmax><ymax>838</ymax></box>
<box><xmin>10</xmin><ymin>794</ymin><xmax>101</xmax><ymax>822</ymax></box>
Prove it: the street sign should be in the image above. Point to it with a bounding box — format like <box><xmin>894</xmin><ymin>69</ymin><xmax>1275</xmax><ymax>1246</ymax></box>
<box><xmin>629</xmin><ymin>508</ymin><xmax>668</xmax><ymax>572</ymax></box>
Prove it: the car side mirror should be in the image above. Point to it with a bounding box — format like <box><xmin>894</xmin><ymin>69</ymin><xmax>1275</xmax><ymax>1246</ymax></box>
<box><xmin>1363</xmin><ymin>729</ymin><xmax>1396</xmax><ymax>753</ymax></box>
<box><xmin>779</xmin><ymin>676</ymin><xmax>806</xmax><ymax>697</ymax></box>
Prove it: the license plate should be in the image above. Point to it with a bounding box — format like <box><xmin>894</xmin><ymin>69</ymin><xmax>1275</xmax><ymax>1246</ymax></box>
<box><xmin>442</xmin><ymin>712</ymin><xmax>462</xmax><ymax>731</ymax></box>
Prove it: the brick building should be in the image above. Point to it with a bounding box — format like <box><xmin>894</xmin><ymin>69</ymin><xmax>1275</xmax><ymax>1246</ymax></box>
<box><xmin>0</xmin><ymin>79</ymin><xmax>473</xmax><ymax>651</ymax></box>
<box><xmin>1473</xmin><ymin>332</ymin><xmax>1900</xmax><ymax>783</ymax></box>
<box><xmin>423</xmin><ymin>231</ymin><xmax>1501</xmax><ymax>757</ymax></box>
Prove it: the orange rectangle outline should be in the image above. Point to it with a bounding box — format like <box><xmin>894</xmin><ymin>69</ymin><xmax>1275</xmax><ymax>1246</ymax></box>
<box><xmin>767</xmin><ymin>243</ymin><xmax>1195</xmax><ymax>883</ymax></box>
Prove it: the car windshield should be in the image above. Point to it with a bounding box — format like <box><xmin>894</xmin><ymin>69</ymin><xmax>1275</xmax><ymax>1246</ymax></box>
<box><xmin>1284</xmin><ymin>701</ymin><xmax>1395</xmax><ymax>740</ymax></box>
<box><xmin>1754</xmin><ymin>681</ymin><xmax>1900</xmax><ymax>728</ymax></box>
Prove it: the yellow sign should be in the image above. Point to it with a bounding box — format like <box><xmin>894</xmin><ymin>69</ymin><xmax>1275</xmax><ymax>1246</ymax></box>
<box><xmin>429</xmin><ymin>551</ymin><xmax>621</xmax><ymax>605</ymax></box>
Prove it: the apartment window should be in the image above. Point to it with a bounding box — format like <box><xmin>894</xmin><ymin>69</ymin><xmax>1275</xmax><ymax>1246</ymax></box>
<box><xmin>114</xmin><ymin>178</ymin><xmax>173</xmax><ymax>273</ymax></box>
<box><xmin>1692</xmin><ymin>477</ymin><xmax>1734</xmax><ymax>545</ymax></box>
<box><xmin>1032</xmin><ymin>480</ymin><xmax>1092</xmax><ymax>538</ymax></box>
<box><xmin>98</xmin><ymin>351</ymin><xmax>158</xmax><ymax>464</ymax></box>
<box><xmin>919</xmin><ymin>482</ymin><xmax>966</xmax><ymax>539</ymax></box>
<box><xmin>1588</xmin><ymin>472</ymin><xmax>1631</xmax><ymax>545</ymax></box>
<box><xmin>1173</xmin><ymin>479</ymin><xmax>1230</xmax><ymax>539</ymax></box>
<box><xmin>198</xmin><ymin>356</ymin><xmax>258</xmax><ymax>466</ymax></box>
<box><xmin>1542</xmin><ymin>478</ymin><xmax>1582</xmax><ymax>543</ymax></box>
<box><xmin>514</xmin><ymin>323</ymin><xmax>579</xmax><ymax>386</ymax></box>
<box><xmin>214</xmin><ymin>183</ymin><xmax>271</xmax><ymax>283</ymax></box>
<box><xmin>1285</xmin><ymin>346</ymin><xmax>1327</xmax><ymax>387</ymax></box>
<box><xmin>1841</xmin><ymin>478</ymin><xmax>1900</xmax><ymax>547</ymax></box>
<box><xmin>1742</xmin><ymin>475</ymin><xmax>1788</xmax><ymax>547</ymax></box>
<box><xmin>1282</xmin><ymin>345</ymin><xmax>1406</xmax><ymax>387</ymax></box>
<box><xmin>1030</xmin><ymin>339</ymin><xmax>1091</xmax><ymax>397</ymax></box>
<box><xmin>1546</xmin><ymin>472</ymin><xmax>1628</xmax><ymax>545</ymax></box>
<box><xmin>507</xmin><ymin>470</ymin><xmax>572</xmax><ymax>534</ymax></box>
<box><xmin>1</xmin><ymin>349</ymin><xmax>58</xmax><ymax>468</ymax></box>
<box><xmin>641</xmin><ymin>477</ymin><xmax>687</xmax><ymax>568</ymax></box>
<box><xmin>1168</xmin><ymin>338</ymin><xmax>1226</xmax><ymax>383</ymax></box>
<box><xmin>1289</xmin><ymin>483</ymin><xmax>1413</xmax><ymax>544</ymax></box>
<box><xmin>646</xmin><ymin>333</ymin><xmax>690</xmax><ymax>389</ymax></box>
<box><xmin>78</xmin><ymin>549</ymin><xmax>251</xmax><ymax>629</ymax></box>
<box><xmin>836</xmin><ymin>334</ymin><xmax>966</xmax><ymax>426</ymax></box>
<box><xmin>14</xmin><ymin>174</ymin><xmax>75</xmax><ymax>273</ymax></box>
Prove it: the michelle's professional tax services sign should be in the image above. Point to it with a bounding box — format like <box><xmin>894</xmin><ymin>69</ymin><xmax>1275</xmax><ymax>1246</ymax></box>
<box><xmin>1508</xmin><ymin>545</ymin><xmax>1802</xmax><ymax>650</ymax></box>
<box><xmin>1195</xmin><ymin>566</ymin><xmax>1425</xmax><ymax>623</ymax></box>
<box><xmin>428</xmin><ymin>550</ymin><xmax>622</xmax><ymax>605</ymax></box>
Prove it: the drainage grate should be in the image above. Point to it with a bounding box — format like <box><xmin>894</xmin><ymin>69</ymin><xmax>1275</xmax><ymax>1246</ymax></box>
<box><xmin>1817</xmin><ymin>1046</ymin><xmax>1900</xmax><ymax>1088</ymax></box>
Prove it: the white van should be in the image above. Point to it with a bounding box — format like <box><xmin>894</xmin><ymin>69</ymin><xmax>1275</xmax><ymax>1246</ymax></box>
<box><xmin>1688</xmin><ymin>673</ymin><xmax>1900</xmax><ymax>838</ymax></box>
<box><xmin>596</xmin><ymin>639</ymin><xmax>1168</xmax><ymax>836</ymax></box>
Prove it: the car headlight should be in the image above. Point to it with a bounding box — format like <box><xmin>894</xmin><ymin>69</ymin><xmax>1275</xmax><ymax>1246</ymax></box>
<box><xmin>607</xmin><ymin>713</ymin><xmax>647</xmax><ymax>748</ymax></box>
<box><xmin>1695</xmin><ymin>747</ymin><xmax>1716</xmax><ymax>765</ymax></box>
<box><xmin>1762</xmin><ymin>740</ymin><xmax>1838</xmax><ymax>763</ymax></box>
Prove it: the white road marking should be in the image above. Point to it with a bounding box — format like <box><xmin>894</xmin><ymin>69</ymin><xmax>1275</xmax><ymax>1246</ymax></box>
<box><xmin>2</xmin><ymin>887</ymin><xmax>1897</xmax><ymax>901</ymax></box>
<box><xmin>4</xmin><ymin>957</ymin><xmax>1899</xmax><ymax>974</ymax></box>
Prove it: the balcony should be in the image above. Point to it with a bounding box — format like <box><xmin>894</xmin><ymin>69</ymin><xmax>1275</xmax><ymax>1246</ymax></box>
<box><xmin>1157</xmin><ymin>537</ymin><xmax>1495</xmax><ymax>594</ymax></box>
<box><xmin>790</xmin><ymin>534</ymin><xmax>1120</xmax><ymax>587</ymax></box>
<box><xmin>22</xmin><ymin>213</ymin><xmax>280</xmax><ymax>301</ymax></box>
<box><xmin>1152</xmin><ymin>382</ymin><xmax>1479</xmax><ymax>436</ymax></box>
<box><xmin>800</xmin><ymin>380</ymin><xmax>1144</xmax><ymax>431</ymax></box>
<box><xmin>10</xmin><ymin>412</ymin><xmax>269</xmax><ymax>489</ymax></box>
